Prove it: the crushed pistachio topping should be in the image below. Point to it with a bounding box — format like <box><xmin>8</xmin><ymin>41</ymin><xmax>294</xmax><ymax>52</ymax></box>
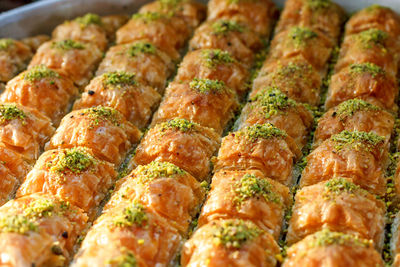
<box><xmin>365</xmin><ymin>4</ymin><xmax>389</xmax><ymax>12</ymax></box>
<box><xmin>309</xmin><ymin>229</ymin><xmax>372</xmax><ymax>248</ymax></box>
<box><xmin>47</xmin><ymin>147</ymin><xmax>96</xmax><ymax>176</ymax></box>
<box><xmin>23</xmin><ymin>65</ymin><xmax>60</xmax><ymax>82</ymax></box>
<box><xmin>212</xmin><ymin>20</ymin><xmax>244</xmax><ymax>35</ymax></box>
<box><xmin>237</xmin><ymin>123</ymin><xmax>287</xmax><ymax>142</ymax></box>
<box><xmin>113</xmin><ymin>202</ymin><xmax>148</xmax><ymax>227</ymax></box>
<box><xmin>107</xmin><ymin>249</ymin><xmax>137</xmax><ymax>267</ymax></box>
<box><xmin>51</xmin><ymin>39</ymin><xmax>85</xmax><ymax>50</ymax></box>
<box><xmin>307</xmin><ymin>0</ymin><xmax>332</xmax><ymax>10</ymax></box>
<box><xmin>324</xmin><ymin>178</ymin><xmax>362</xmax><ymax>195</ymax></box>
<box><xmin>159</xmin><ymin>118</ymin><xmax>196</xmax><ymax>132</ymax></box>
<box><xmin>102</xmin><ymin>71</ymin><xmax>137</xmax><ymax>87</ymax></box>
<box><xmin>233</xmin><ymin>174</ymin><xmax>281</xmax><ymax>207</ymax></box>
<box><xmin>250</xmin><ymin>87</ymin><xmax>297</xmax><ymax>119</ymax></box>
<box><xmin>189</xmin><ymin>78</ymin><xmax>226</xmax><ymax>94</ymax></box>
<box><xmin>331</xmin><ymin>130</ymin><xmax>384</xmax><ymax>151</ymax></box>
<box><xmin>0</xmin><ymin>38</ymin><xmax>14</xmax><ymax>50</ymax></box>
<box><xmin>212</xmin><ymin>220</ymin><xmax>262</xmax><ymax>248</ymax></box>
<box><xmin>135</xmin><ymin>161</ymin><xmax>186</xmax><ymax>184</ymax></box>
<box><xmin>128</xmin><ymin>41</ymin><xmax>156</xmax><ymax>57</ymax></box>
<box><xmin>202</xmin><ymin>49</ymin><xmax>235</xmax><ymax>68</ymax></box>
<box><xmin>349</xmin><ymin>63</ymin><xmax>385</xmax><ymax>77</ymax></box>
<box><xmin>288</xmin><ymin>27</ymin><xmax>318</xmax><ymax>47</ymax></box>
<box><xmin>82</xmin><ymin>106</ymin><xmax>122</xmax><ymax>126</ymax></box>
<box><xmin>0</xmin><ymin>104</ymin><xmax>27</xmax><ymax>124</ymax></box>
<box><xmin>333</xmin><ymin>99</ymin><xmax>380</xmax><ymax>121</ymax></box>
<box><xmin>24</xmin><ymin>199</ymin><xmax>55</xmax><ymax>218</ymax></box>
<box><xmin>75</xmin><ymin>13</ymin><xmax>102</xmax><ymax>26</ymax></box>
<box><xmin>356</xmin><ymin>28</ymin><xmax>388</xmax><ymax>49</ymax></box>
<box><xmin>159</xmin><ymin>0</ymin><xmax>187</xmax><ymax>7</ymax></box>
<box><xmin>132</xmin><ymin>12</ymin><xmax>164</xmax><ymax>21</ymax></box>
<box><xmin>0</xmin><ymin>214</ymin><xmax>38</xmax><ymax>235</ymax></box>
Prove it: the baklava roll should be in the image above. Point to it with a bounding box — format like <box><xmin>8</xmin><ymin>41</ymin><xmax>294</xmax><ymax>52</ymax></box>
<box><xmin>189</xmin><ymin>19</ymin><xmax>263</xmax><ymax>66</ymax></box>
<box><xmin>300</xmin><ymin>130</ymin><xmax>387</xmax><ymax>196</ymax></box>
<box><xmin>17</xmin><ymin>147</ymin><xmax>116</xmax><ymax>219</ymax></box>
<box><xmin>175</xmin><ymin>49</ymin><xmax>249</xmax><ymax>97</ymax></box>
<box><xmin>335</xmin><ymin>29</ymin><xmax>399</xmax><ymax>77</ymax></box>
<box><xmin>315</xmin><ymin>99</ymin><xmax>394</xmax><ymax>146</ymax></box>
<box><xmin>345</xmin><ymin>5</ymin><xmax>400</xmax><ymax>41</ymax></box>
<box><xmin>132</xmin><ymin>118</ymin><xmax>220</xmax><ymax>181</ymax></box>
<box><xmin>275</xmin><ymin>0</ymin><xmax>345</xmax><ymax>42</ymax></box>
<box><xmin>199</xmin><ymin>170</ymin><xmax>291</xmax><ymax>239</ymax></box>
<box><xmin>105</xmin><ymin>161</ymin><xmax>205</xmax><ymax>233</ymax></box>
<box><xmin>46</xmin><ymin>107</ymin><xmax>141</xmax><ymax>166</ymax></box>
<box><xmin>73</xmin><ymin>71</ymin><xmax>161</xmax><ymax>129</ymax></box>
<box><xmin>116</xmin><ymin>12</ymin><xmax>190</xmax><ymax>60</ymax></box>
<box><xmin>325</xmin><ymin>63</ymin><xmax>398</xmax><ymax>111</ymax></box>
<box><xmin>72</xmin><ymin>201</ymin><xmax>181</xmax><ymax>267</ymax></box>
<box><xmin>287</xmin><ymin>178</ymin><xmax>385</xmax><ymax>250</ymax></box>
<box><xmin>252</xmin><ymin>56</ymin><xmax>322</xmax><ymax>106</ymax></box>
<box><xmin>0</xmin><ymin>103</ymin><xmax>55</xmax><ymax>163</ymax></box>
<box><xmin>29</xmin><ymin>39</ymin><xmax>102</xmax><ymax>87</ymax></box>
<box><xmin>52</xmin><ymin>13</ymin><xmax>108</xmax><ymax>51</ymax></box>
<box><xmin>96</xmin><ymin>42</ymin><xmax>175</xmax><ymax>92</ymax></box>
<box><xmin>151</xmin><ymin>79</ymin><xmax>239</xmax><ymax>134</ymax></box>
<box><xmin>181</xmin><ymin>219</ymin><xmax>280</xmax><ymax>267</ymax></box>
<box><xmin>0</xmin><ymin>193</ymin><xmax>88</xmax><ymax>267</ymax></box>
<box><xmin>265</xmin><ymin>26</ymin><xmax>334</xmax><ymax>74</ymax></box>
<box><xmin>214</xmin><ymin>124</ymin><xmax>301</xmax><ymax>186</ymax></box>
<box><xmin>2</xmin><ymin>65</ymin><xmax>79</xmax><ymax>125</ymax></box>
<box><xmin>0</xmin><ymin>38</ymin><xmax>33</xmax><ymax>83</ymax></box>
<box><xmin>207</xmin><ymin>0</ymin><xmax>278</xmax><ymax>37</ymax></box>
<box><xmin>0</xmin><ymin>143</ymin><xmax>31</xmax><ymax>205</ymax></box>
<box><xmin>139</xmin><ymin>0</ymin><xmax>206</xmax><ymax>29</ymax></box>
<box><xmin>238</xmin><ymin>87</ymin><xmax>314</xmax><ymax>150</ymax></box>
<box><xmin>283</xmin><ymin>229</ymin><xmax>384</xmax><ymax>267</ymax></box>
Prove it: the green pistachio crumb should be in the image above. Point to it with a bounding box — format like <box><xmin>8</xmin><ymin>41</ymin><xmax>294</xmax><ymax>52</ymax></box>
<box><xmin>135</xmin><ymin>161</ymin><xmax>186</xmax><ymax>184</ymax></box>
<box><xmin>113</xmin><ymin>202</ymin><xmax>148</xmax><ymax>227</ymax></box>
<box><xmin>237</xmin><ymin>123</ymin><xmax>287</xmax><ymax>142</ymax></box>
<box><xmin>250</xmin><ymin>87</ymin><xmax>296</xmax><ymax>119</ymax></box>
<box><xmin>47</xmin><ymin>147</ymin><xmax>96</xmax><ymax>176</ymax></box>
<box><xmin>0</xmin><ymin>214</ymin><xmax>38</xmax><ymax>235</ymax></box>
<box><xmin>128</xmin><ymin>41</ymin><xmax>156</xmax><ymax>57</ymax></box>
<box><xmin>107</xmin><ymin>249</ymin><xmax>137</xmax><ymax>267</ymax></box>
<box><xmin>51</xmin><ymin>39</ymin><xmax>85</xmax><ymax>50</ymax></box>
<box><xmin>212</xmin><ymin>20</ymin><xmax>244</xmax><ymax>35</ymax></box>
<box><xmin>324</xmin><ymin>177</ymin><xmax>362</xmax><ymax>195</ymax></box>
<box><xmin>0</xmin><ymin>38</ymin><xmax>14</xmax><ymax>50</ymax></box>
<box><xmin>0</xmin><ymin>104</ymin><xmax>26</xmax><ymax>124</ymax></box>
<box><xmin>158</xmin><ymin>118</ymin><xmax>196</xmax><ymax>132</ymax></box>
<box><xmin>212</xmin><ymin>220</ymin><xmax>262</xmax><ymax>249</ymax></box>
<box><xmin>82</xmin><ymin>106</ymin><xmax>122</xmax><ymax>126</ymax></box>
<box><xmin>24</xmin><ymin>199</ymin><xmax>55</xmax><ymax>218</ymax></box>
<box><xmin>75</xmin><ymin>13</ymin><xmax>102</xmax><ymax>26</ymax></box>
<box><xmin>288</xmin><ymin>27</ymin><xmax>318</xmax><ymax>47</ymax></box>
<box><xmin>233</xmin><ymin>174</ymin><xmax>281</xmax><ymax>207</ymax></box>
<box><xmin>189</xmin><ymin>78</ymin><xmax>226</xmax><ymax>94</ymax></box>
<box><xmin>309</xmin><ymin>229</ymin><xmax>372</xmax><ymax>248</ymax></box>
<box><xmin>103</xmin><ymin>71</ymin><xmax>137</xmax><ymax>87</ymax></box>
<box><xmin>349</xmin><ymin>63</ymin><xmax>385</xmax><ymax>77</ymax></box>
<box><xmin>132</xmin><ymin>12</ymin><xmax>164</xmax><ymax>21</ymax></box>
<box><xmin>23</xmin><ymin>65</ymin><xmax>60</xmax><ymax>82</ymax></box>
<box><xmin>201</xmin><ymin>49</ymin><xmax>234</xmax><ymax>68</ymax></box>
<box><xmin>355</xmin><ymin>28</ymin><xmax>388</xmax><ymax>49</ymax></box>
<box><xmin>307</xmin><ymin>0</ymin><xmax>332</xmax><ymax>10</ymax></box>
<box><xmin>334</xmin><ymin>99</ymin><xmax>380</xmax><ymax>121</ymax></box>
<box><xmin>330</xmin><ymin>130</ymin><xmax>384</xmax><ymax>152</ymax></box>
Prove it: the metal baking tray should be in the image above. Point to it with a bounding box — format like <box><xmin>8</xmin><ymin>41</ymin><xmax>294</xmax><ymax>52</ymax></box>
<box><xmin>0</xmin><ymin>0</ymin><xmax>399</xmax><ymax>39</ymax></box>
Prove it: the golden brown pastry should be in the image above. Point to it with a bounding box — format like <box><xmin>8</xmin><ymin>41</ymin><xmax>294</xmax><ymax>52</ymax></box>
<box><xmin>72</xmin><ymin>200</ymin><xmax>181</xmax><ymax>267</ymax></box>
<box><xmin>252</xmin><ymin>56</ymin><xmax>322</xmax><ymax>106</ymax></box>
<box><xmin>151</xmin><ymin>79</ymin><xmax>239</xmax><ymax>134</ymax></box>
<box><xmin>73</xmin><ymin>71</ymin><xmax>161</xmax><ymax>129</ymax></box>
<box><xmin>139</xmin><ymin>0</ymin><xmax>206</xmax><ymax>29</ymax></box>
<box><xmin>181</xmin><ymin>219</ymin><xmax>280</xmax><ymax>267</ymax></box>
<box><xmin>0</xmin><ymin>103</ymin><xmax>54</xmax><ymax>163</ymax></box>
<box><xmin>21</xmin><ymin>35</ymin><xmax>50</xmax><ymax>53</ymax></box>
<box><xmin>105</xmin><ymin>161</ymin><xmax>205</xmax><ymax>233</ymax></box>
<box><xmin>283</xmin><ymin>229</ymin><xmax>384</xmax><ymax>267</ymax></box>
<box><xmin>287</xmin><ymin>178</ymin><xmax>385</xmax><ymax>250</ymax></box>
<box><xmin>96</xmin><ymin>42</ymin><xmax>175</xmax><ymax>92</ymax></box>
<box><xmin>2</xmin><ymin>65</ymin><xmax>79</xmax><ymax>125</ymax></box>
<box><xmin>265</xmin><ymin>26</ymin><xmax>334</xmax><ymax>73</ymax></box>
<box><xmin>238</xmin><ymin>87</ymin><xmax>314</xmax><ymax>150</ymax></box>
<box><xmin>116</xmin><ymin>12</ymin><xmax>190</xmax><ymax>60</ymax></box>
<box><xmin>52</xmin><ymin>13</ymin><xmax>108</xmax><ymax>51</ymax></box>
<box><xmin>214</xmin><ymin>123</ymin><xmax>301</xmax><ymax>186</ymax></box>
<box><xmin>0</xmin><ymin>193</ymin><xmax>88</xmax><ymax>266</ymax></box>
<box><xmin>175</xmin><ymin>49</ymin><xmax>249</xmax><ymax>97</ymax></box>
<box><xmin>46</xmin><ymin>107</ymin><xmax>141</xmax><ymax>166</ymax></box>
<box><xmin>0</xmin><ymin>38</ymin><xmax>33</xmax><ymax>83</ymax></box>
<box><xmin>199</xmin><ymin>170</ymin><xmax>290</xmax><ymax>239</ymax></box>
<box><xmin>315</xmin><ymin>99</ymin><xmax>394</xmax><ymax>146</ymax></box>
<box><xmin>325</xmin><ymin>63</ymin><xmax>398</xmax><ymax>111</ymax></box>
<box><xmin>17</xmin><ymin>147</ymin><xmax>116</xmax><ymax>219</ymax></box>
<box><xmin>300</xmin><ymin>130</ymin><xmax>387</xmax><ymax>195</ymax></box>
<box><xmin>132</xmin><ymin>118</ymin><xmax>220</xmax><ymax>181</ymax></box>
<box><xmin>275</xmin><ymin>0</ymin><xmax>345</xmax><ymax>42</ymax></box>
<box><xmin>29</xmin><ymin>39</ymin><xmax>102</xmax><ymax>87</ymax></box>
<box><xmin>189</xmin><ymin>19</ymin><xmax>263</xmax><ymax>66</ymax></box>
<box><xmin>100</xmin><ymin>14</ymin><xmax>129</xmax><ymax>42</ymax></box>
<box><xmin>207</xmin><ymin>0</ymin><xmax>278</xmax><ymax>36</ymax></box>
